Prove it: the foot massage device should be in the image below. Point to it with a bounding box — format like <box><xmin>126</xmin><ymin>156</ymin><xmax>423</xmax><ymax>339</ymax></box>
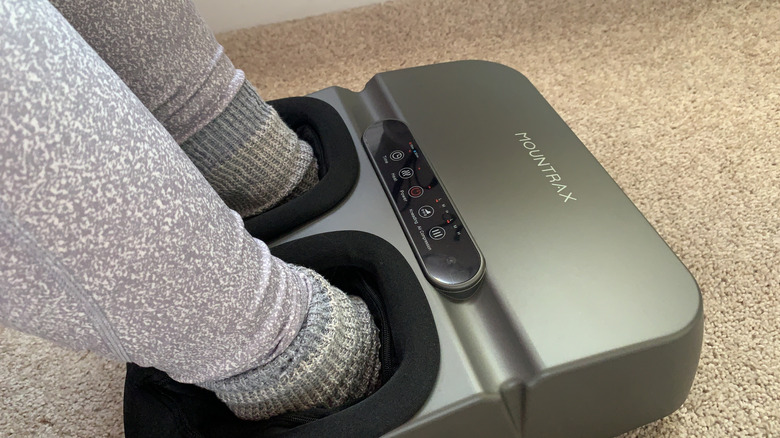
<box><xmin>124</xmin><ymin>61</ymin><xmax>703</xmax><ymax>437</ymax></box>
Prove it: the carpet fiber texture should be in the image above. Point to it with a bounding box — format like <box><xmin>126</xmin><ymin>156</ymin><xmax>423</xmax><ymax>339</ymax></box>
<box><xmin>1</xmin><ymin>0</ymin><xmax>778</xmax><ymax>436</ymax></box>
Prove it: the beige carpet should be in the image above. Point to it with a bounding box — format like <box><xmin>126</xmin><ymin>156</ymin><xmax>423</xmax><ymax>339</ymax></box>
<box><xmin>2</xmin><ymin>0</ymin><xmax>778</xmax><ymax>436</ymax></box>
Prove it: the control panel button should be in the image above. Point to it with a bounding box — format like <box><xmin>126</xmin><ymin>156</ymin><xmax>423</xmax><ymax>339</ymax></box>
<box><xmin>418</xmin><ymin>205</ymin><xmax>435</xmax><ymax>218</ymax></box>
<box><xmin>429</xmin><ymin>226</ymin><xmax>446</xmax><ymax>240</ymax></box>
<box><xmin>390</xmin><ymin>150</ymin><xmax>405</xmax><ymax>161</ymax></box>
<box><xmin>399</xmin><ymin>167</ymin><xmax>414</xmax><ymax>179</ymax></box>
<box><xmin>409</xmin><ymin>186</ymin><xmax>424</xmax><ymax>198</ymax></box>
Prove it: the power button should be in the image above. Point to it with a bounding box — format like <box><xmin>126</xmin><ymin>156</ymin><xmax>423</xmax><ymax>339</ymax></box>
<box><xmin>409</xmin><ymin>186</ymin><xmax>424</xmax><ymax>198</ymax></box>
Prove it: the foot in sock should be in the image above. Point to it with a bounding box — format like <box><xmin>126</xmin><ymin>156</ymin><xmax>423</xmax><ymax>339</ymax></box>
<box><xmin>198</xmin><ymin>267</ymin><xmax>381</xmax><ymax>420</ymax></box>
<box><xmin>180</xmin><ymin>80</ymin><xmax>319</xmax><ymax>218</ymax></box>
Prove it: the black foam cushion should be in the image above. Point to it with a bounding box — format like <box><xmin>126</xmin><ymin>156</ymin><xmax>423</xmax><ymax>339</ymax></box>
<box><xmin>242</xmin><ymin>97</ymin><xmax>359</xmax><ymax>242</ymax></box>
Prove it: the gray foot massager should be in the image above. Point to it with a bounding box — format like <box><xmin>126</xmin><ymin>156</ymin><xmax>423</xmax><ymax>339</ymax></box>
<box><xmin>124</xmin><ymin>60</ymin><xmax>703</xmax><ymax>438</ymax></box>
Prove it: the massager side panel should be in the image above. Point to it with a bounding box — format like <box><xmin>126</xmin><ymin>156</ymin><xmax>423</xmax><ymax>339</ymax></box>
<box><xmin>519</xmin><ymin>311</ymin><xmax>703</xmax><ymax>438</ymax></box>
<box><xmin>280</xmin><ymin>61</ymin><xmax>703</xmax><ymax>437</ymax></box>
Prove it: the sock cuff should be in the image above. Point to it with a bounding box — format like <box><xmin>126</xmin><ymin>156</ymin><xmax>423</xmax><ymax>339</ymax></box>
<box><xmin>180</xmin><ymin>80</ymin><xmax>277</xmax><ymax>172</ymax></box>
<box><xmin>179</xmin><ymin>79</ymin><xmax>319</xmax><ymax>217</ymax></box>
<box><xmin>197</xmin><ymin>268</ymin><xmax>380</xmax><ymax>420</ymax></box>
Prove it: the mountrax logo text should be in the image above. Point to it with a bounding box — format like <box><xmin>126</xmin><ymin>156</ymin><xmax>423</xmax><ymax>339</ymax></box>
<box><xmin>515</xmin><ymin>132</ymin><xmax>577</xmax><ymax>203</ymax></box>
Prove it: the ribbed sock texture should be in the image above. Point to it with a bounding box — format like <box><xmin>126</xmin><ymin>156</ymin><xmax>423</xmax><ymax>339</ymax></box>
<box><xmin>180</xmin><ymin>80</ymin><xmax>319</xmax><ymax>218</ymax></box>
<box><xmin>198</xmin><ymin>267</ymin><xmax>381</xmax><ymax>421</ymax></box>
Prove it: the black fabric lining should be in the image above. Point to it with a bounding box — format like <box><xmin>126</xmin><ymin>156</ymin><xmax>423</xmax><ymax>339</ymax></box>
<box><xmin>242</xmin><ymin>97</ymin><xmax>359</xmax><ymax>242</ymax></box>
<box><xmin>124</xmin><ymin>231</ymin><xmax>440</xmax><ymax>438</ymax></box>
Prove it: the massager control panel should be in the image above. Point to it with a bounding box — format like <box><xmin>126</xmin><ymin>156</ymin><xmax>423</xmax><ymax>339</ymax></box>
<box><xmin>363</xmin><ymin>120</ymin><xmax>485</xmax><ymax>298</ymax></box>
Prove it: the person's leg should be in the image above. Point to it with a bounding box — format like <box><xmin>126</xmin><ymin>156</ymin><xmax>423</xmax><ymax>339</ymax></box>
<box><xmin>48</xmin><ymin>0</ymin><xmax>318</xmax><ymax>218</ymax></box>
<box><xmin>0</xmin><ymin>0</ymin><xmax>377</xmax><ymax>420</ymax></box>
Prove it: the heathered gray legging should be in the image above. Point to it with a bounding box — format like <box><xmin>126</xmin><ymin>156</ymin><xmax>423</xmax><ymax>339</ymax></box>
<box><xmin>0</xmin><ymin>0</ymin><xmax>310</xmax><ymax>383</ymax></box>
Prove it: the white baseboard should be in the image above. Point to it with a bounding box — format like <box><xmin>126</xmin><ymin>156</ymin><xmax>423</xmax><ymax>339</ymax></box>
<box><xmin>192</xmin><ymin>0</ymin><xmax>386</xmax><ymax>33</ymax></box>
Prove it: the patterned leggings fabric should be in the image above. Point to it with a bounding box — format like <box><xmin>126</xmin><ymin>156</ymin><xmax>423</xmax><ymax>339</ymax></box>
<box><xmin>0</xmin><ymin>0</ymin><xmax>311</xmax><ymax>383</ymax></box>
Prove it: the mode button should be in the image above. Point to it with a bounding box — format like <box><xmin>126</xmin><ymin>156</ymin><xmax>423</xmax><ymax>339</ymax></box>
<box><xmin>429</xmin><ymin>226</ymin><xmax>446</xmax><ymax>240</ymax></box>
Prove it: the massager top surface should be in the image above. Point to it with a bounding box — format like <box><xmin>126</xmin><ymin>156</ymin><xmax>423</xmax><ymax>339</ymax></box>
<box><xmin>276</xmin><ymin>61</ymin><xmax>702</xmax><ymax>437</ymax></box>
<box><xmin>285</xmin><ymin>60</ymin><xmax>699</xmax><ymax>366</ymax></box>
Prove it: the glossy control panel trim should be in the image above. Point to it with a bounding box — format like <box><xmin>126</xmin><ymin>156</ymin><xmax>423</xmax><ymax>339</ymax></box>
<box><xmin>362</xmin><ymin>119</ymin><xmax>485</xmax><ymax>298</ymax></box>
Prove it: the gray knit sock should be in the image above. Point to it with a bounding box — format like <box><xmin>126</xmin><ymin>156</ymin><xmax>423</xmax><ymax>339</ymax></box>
<box><xmin>180</xmin><ymin>80</ymin><xmax>319</xmax><ymax>218</ymax></box>
<box><xmin>198</xmin><ymin>267</ymin><xmax>381</xmax><ymax>421</ymax></box>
